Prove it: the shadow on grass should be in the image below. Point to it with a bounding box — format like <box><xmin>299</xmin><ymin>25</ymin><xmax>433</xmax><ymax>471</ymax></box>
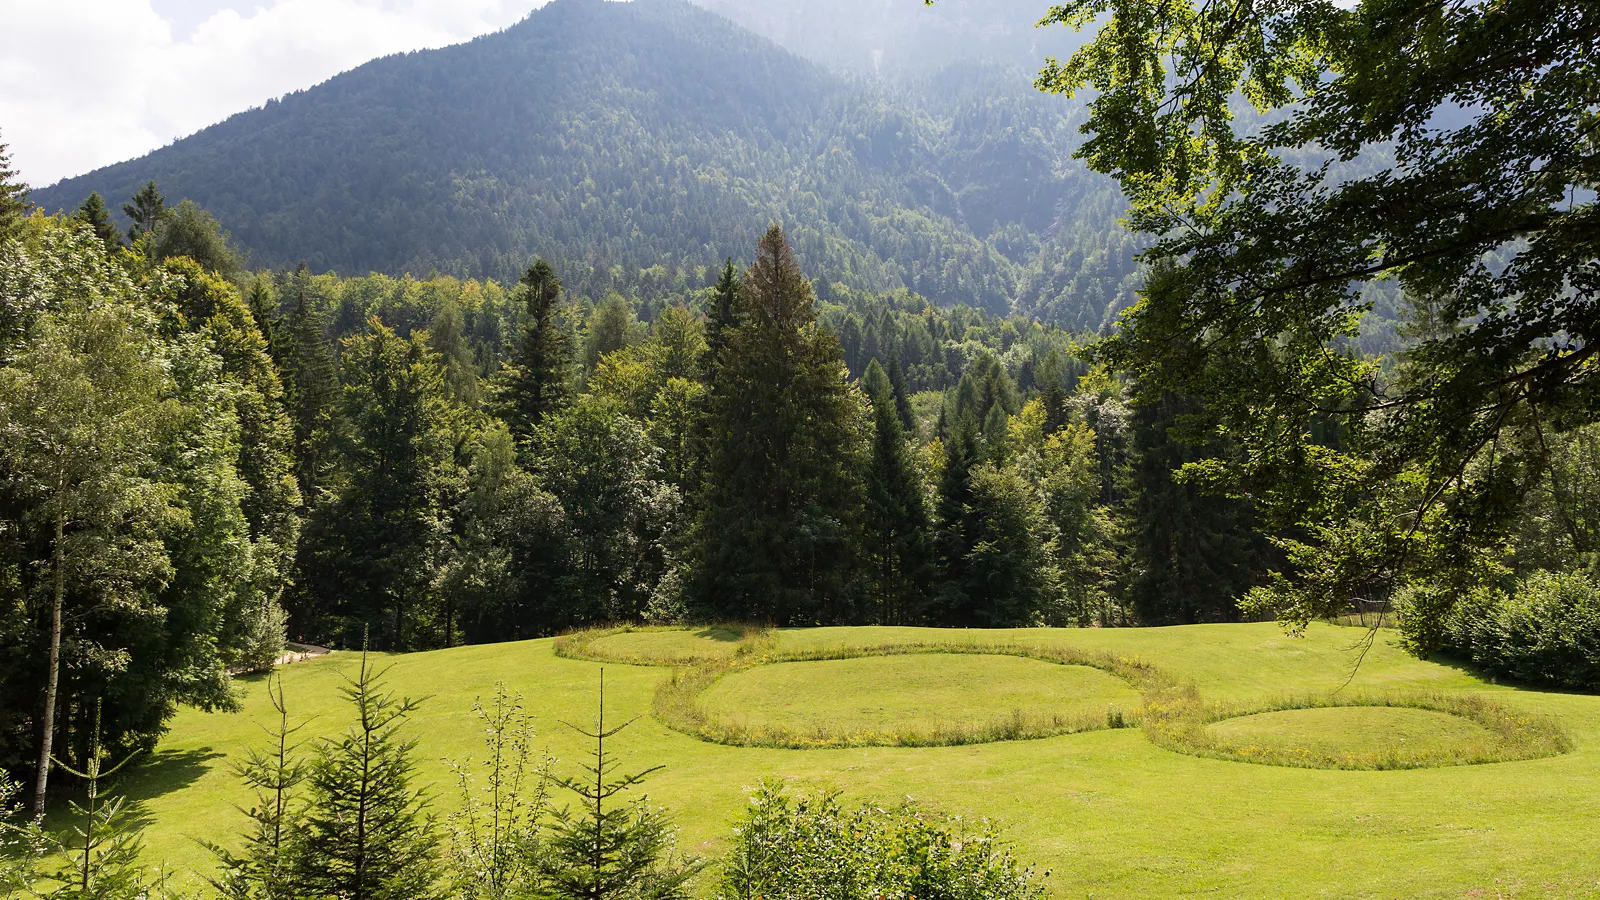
<box><xmin>38</xmin><ymin>746</ymin><xmax>225</xmax><ymax>840</ymax></box>
<box><xmin>696</xmin><ymin>626</ymin><xmax>745</xmax><ymax>642</ymax></box>
<box><xmin>1422</xmin><ymin>649</ymin><xmax>1600</xmax><ymax>697</ymax></box>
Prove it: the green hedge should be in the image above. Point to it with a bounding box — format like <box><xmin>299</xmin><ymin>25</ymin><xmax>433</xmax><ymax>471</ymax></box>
<box><xmin>1441</xmin><ymin>571</ymin><xmax>1600</xmax><ymax>691</ymax></box>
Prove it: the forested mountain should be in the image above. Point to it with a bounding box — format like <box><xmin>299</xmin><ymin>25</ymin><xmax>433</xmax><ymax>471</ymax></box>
<box><xmin>32</xmin><ymin>0</ymin><xmax>1140</xmax><ymax>329</ymax></box>
<box><xmin>689</xmin><ymin>0</ymin><xmax>1087</xmax><ymax>74</ymax></box>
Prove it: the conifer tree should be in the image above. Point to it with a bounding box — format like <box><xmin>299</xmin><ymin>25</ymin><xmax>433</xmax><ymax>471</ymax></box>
<box><xmin>500</xmin><ymin>259</ymin><xmax>572</xmax><ymax>444</ymax></box>
<box><xmin>122</xmin><ymin>180</ymin><xmax>169</xmax><ymax>244</ymax></box>
<box><xmin>278</xmin><ymin>282</ymin><xmax>341</xmax><ymax>502</ymax></box>
<box><xmin>305</xmin><ymin>320</ymin><xmax>455</xmax><ymax>649</ymax></box>
<box><xmin>692</xmin><ymin>226</ymin><xmax>866</xmax><ymax>624</ymax></box>
<box><xmin>430</xmin><ymin>298</ymin><xmax>481</xmax><ymax>408</ymax></box>
<box><xmin>885</xmin><ymin>352</ymin><xmax>915</xmax><ymax>433</ymax></box>
<box><xmin>0</xmin><ymin>128</ymin><xmax>28</xmax><ymax>241</ymax></box>
<box><xmin>73</xmin><ymin>192</ymin><xmax>121</xmax><ymax>252</ymax></box>
<box><xmin>530</xmin><ymin>672</ymin><xmax>699</xmax><ymax>900</ymax></box>
<box><xmin>932</xmin><ymin>418</ymin><xmax>981</xmax><ymax>626</ymax></box>
<box><xmin>206</xmin><ymin>674</ymin><xmax>308</xmax><ymax>900</ymax></box>
<box><xmin>702</xmin><ymin>258</ymin><xmax>741</xmax><ymax>373</ymax></box>
<box><xmin>44</xmin><ymin>704</ymin><xmax>150</xmax><ymax>900</ymax></box>
<box><xmin>861</xmin><ymin>360</ymin><xmax>933</xmax><ymax>624</ymax></box>
<box><xmin>291</xmin><ymin>651</ymin><xmax>443</xmax><ymax>900</ymax></box>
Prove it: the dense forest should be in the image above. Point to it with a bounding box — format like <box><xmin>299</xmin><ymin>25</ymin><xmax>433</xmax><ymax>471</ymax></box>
<box><xmin>31</xmin><ymin>0</ymin><xmax>1145</xmax><ymax>334</ymax></box>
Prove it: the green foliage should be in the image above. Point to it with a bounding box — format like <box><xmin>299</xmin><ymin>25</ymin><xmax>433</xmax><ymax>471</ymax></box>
<box><xmin>73</xmin><ymin>193</ymin><xmax>121</xmax><ymax>254</ymax></box>
<box><xmin>1045</xmin><ymin>0</ymin><xmax>1600</xmax><ymax>637</ymax></box>
<box><xmin>443</xmin><ymin>684</ymin><xmax>549</xmax><ymax>900</ymax></box>
<box><xmin>692</xmin><ymin>226</ymin><xmax>867</xmax><ymax>624</ymax></box>
<box><xmin>497</xmin><ymin>261</ymin><xmax>573</xmax><ymax>445</ymax></box>
<box><xmin>43</xmin><ymin>707</ymin><xmax>151</xmax><ymax>900</ymax></box>
<box><xmin>529</xmin><ymin>676</ymin><xmax>700</xmax><ymax>900</ymax></box>
<box><xmin>720</xmin><ymin>780</ymin><xmax>1046</xmax><ymax>900</ymax></box>
<box><xmin>290</xmin><ymin>652</ymin><xmax>443</xmax><ymax>900</ymax></box>
<box><xmin>300</xmin><ymin>321</ymin><xmax>458</xmax><ymax>649</ymax></box>
<box><xmin>0</xmin><ymin>770</ymin><xmax>46</xmax><ymax>897</ymax></box>
<box><xmin>1430</xmin><ymin>571</ymin><xmax>1600</xmax><ymax>691</ymax></box>
<box><xmin>121</xmin><ymin>181</ymin><xmax>169</xmax><ymax>245</ymax></box>
<box><xmin>0</xmin><ymin>128</ymin><xmax>27</xmax><ymax>242</ymax></box>
<box><xmin>151</xmin><ymin>199</ymin><xmax>243</xmax><ymax>277</ymax></box>
<box><xmin>860</xmin><ymin>359</ymin><xmax>935</xmax><ymax>624</ymax></box>
<box><xmin>204</xmin><ymin>674</ymin><xmax>307</xmax><ymax>900</ymax></box>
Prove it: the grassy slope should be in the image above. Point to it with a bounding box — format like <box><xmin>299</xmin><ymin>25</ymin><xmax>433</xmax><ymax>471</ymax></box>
<box><xmin>118</xmin><ymin>624</ymin><xmax>1600</xmax><ymax>897</ymax></box>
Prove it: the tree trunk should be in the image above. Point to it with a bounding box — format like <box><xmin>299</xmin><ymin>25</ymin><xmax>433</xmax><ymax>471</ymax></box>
<box><xmin>33</xmin><ymin>509</ymin><xmax>65</xmax><ymax>817</ymax></box>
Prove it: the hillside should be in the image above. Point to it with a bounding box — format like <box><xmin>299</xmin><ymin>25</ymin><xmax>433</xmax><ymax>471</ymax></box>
<box><xmin>32</xmin><ymin>0</ymin><xmax>1140</xmax><ymax>326</ymax></box>
<box><xmin>109</xmin><ymin>624</ymin><xmax>1599</xmax><ymax>897</ymax></box>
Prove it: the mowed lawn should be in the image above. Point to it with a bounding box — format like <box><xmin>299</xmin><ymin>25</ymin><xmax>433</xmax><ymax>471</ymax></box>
<box><xmin>107</xmin><ymin>624</ymin><xmax>1600</xmax><ymax>898</ymax></box>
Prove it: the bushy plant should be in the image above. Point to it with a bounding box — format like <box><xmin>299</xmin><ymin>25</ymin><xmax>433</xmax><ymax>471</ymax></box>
<box><xmin>720</xmin><ymin>780</ymin><xmax>1046</xmax><ymax>900</ymax></box>
<box><xmin>1429</xmin><ymin>571</ymin><xmax>1600</xmax><ymax>690</ymax></box>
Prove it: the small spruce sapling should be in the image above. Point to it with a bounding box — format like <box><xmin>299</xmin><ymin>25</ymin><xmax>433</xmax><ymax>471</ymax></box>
<box><xmin>44</xmin><ymin>702</ymin><xmax>151</xmax><ymax>900</ymax></box>
<box><xmin>204</xmin><ymin>673</ymin><xmax>309</xmax><ymax>900</ymax></box>
<box><xmin>444</xmin><ymin>683</ymin><xmax>551</xmax><ymax>900</ymax></box>
<box><xmin>291</xmin><ymin>650</ymin><xmax>443</xmax><ymax>900</ymax></box>
<box><xmin>530</xmin><ymin>670</ymin><xmax>701</xmax><ymax>900</ymax></box>
<box><xmin>0</xmin><ymin>769</ymin><xmax>47</xmax><ymax>896</ymax></box>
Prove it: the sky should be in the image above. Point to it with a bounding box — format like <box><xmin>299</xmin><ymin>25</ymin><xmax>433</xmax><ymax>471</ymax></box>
<box><xmin>0</xmin><ymin>0</ymin><xmax>541</xmax><ymax>188</ymax></box>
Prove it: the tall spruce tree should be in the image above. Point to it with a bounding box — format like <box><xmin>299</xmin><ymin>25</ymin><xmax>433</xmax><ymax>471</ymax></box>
<box><xmin>931</xmin><ymin>418</ymin><xmax>982</xmax><ymax>626</ymax></box>
<box><xmin>290</xmin><ymin>651</ymin><xmax>443</xmax><ymax>900</ymax></box>
<box><xmin>861</xmin><ymin>360</ymin><xmax>933</xmax><ymax>625</ymax></box>
<box><xmin>0</xmin><ymin>128</ymin><xmax>27</xmax><ymax>241</ymax></box>
<box><xmin>1126</xmin><ymin>392</ymin><xmax>1269</xmax><ymax>624</ymax></box>
<box><xmin>277</xmin><ymin>283</ymin><xmax>341</xmax><ymax>503</ymax></box>
<box><xmin>303</xmin><ymin>320</ymin><xmax>455</xmax><ymax>649</ymax></box>
<box><xmin>500</xmin><ymin>259</ymin><xmax>572</xmax><ymax>444</ymax></box>
<box><xmin>885</xmin><ymin>352</ymin><xmax>916</xmax><ymax>434</ymax></box>
<box><xmin>73</xmin><ymin>193</ymin><xmax>120</xmax><ymax>253</ymax></box>
<box><xmin>692</xmin><ymin>226</ymin><xmax>866</xmax><ymax>625</ymax></box>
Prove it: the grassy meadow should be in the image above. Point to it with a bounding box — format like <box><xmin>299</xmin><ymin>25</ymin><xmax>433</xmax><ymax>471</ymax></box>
<box><xmin>102</xmin><ymin>624</ymin><xmax>1600</xmax><ymax>898</ymax></box>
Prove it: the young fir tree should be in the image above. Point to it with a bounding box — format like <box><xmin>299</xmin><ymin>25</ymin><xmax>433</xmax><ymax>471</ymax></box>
<box><xmin>500</xmin><ymin>259</ymin><xmax>572</xmax><ymax>444</ymax></box>
<box><xmin>44</xmin><ymin>704</ymin><xmax>150</xmax><ymax>900</ymax></box>
<box><xmin>206</xmin><ymin>674</ymin><xmax>308</xmax><ymax>900</ymax></box>
<box><xmin>692</xmin><ymin>226</ymin><xmax>866</xmax><ymax>624</ymax></box>
<box><xmin>861</xmin><ymin>360</ymin><xmax>933</xmax><ymax>625</ymax></box>
<box><xmin>0</xmin><ymin>128</ymin><xmax>28</xmax><ymax>241</ymax></box>
<box><xmin>122</xmin><ymin>180</ymin><xmax>170</xmax><ymax>244</ymax></box>
<box><xmin>291</xmin><ymin>651</ymin><xmax>443</xmax><ymax>900</ymax></box>
<box><xmin>73</xmin><ymin>192</ymin><xmax>121</xmax><ymax>253</ymax></box>
<box><xmin>531</xmin><ymin>672</ymin><xmax>700</xmax><ymax>900</ymax></box>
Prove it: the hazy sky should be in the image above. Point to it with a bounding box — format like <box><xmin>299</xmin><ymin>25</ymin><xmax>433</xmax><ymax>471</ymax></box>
<box><xmin>0</xmin><ymin>0</ymin><xmax>541</xmax><ymax>188</ymax></box>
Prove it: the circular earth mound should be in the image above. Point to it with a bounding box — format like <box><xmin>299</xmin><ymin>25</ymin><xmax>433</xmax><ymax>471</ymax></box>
<box><xmin>1207</xmin><ymin>706</ymin><xmax>1492</xmax><ymax>762</ymax></box>
<box><xmin>581</xmin><ymin>626</ymin><xmax>756</xmax><ymax>665</ymax></box>
<box><xmin>697</xmin><ymin>653</ymin><xmax>1141</xmax><ymax>746</ymax></box>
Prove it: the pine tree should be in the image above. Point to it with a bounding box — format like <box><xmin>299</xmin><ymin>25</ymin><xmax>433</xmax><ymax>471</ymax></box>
<box><xmin>122</xmin><ymin>180</ymin><xmax>169</xmax><ymax>244</ymax></box>
<box><xmin>530</xmin><ymin>672</ymin><xmax>700</xmax><ymax>900</ymax></box>
<box><xmin>582</xmin><ymin>293</ymin><xmax>642</xmax><ymax>372</ymax></box>
<box><xmin>0</xmin><ymin>128</ymin><xmax>28</xmax><ymax>241</ymax></box>
<box><xmin>430</xmin><ymin>298</ymin><xmax>481</xmax><ymax>408</ymax></box>
<box><xmin>932</xmin><ymin>417</ymin><xmax>982</xmax><ymax>626</ymax></box>
<box><xmin>692</xmin><ymin>226</ymin><xmax>866</xmax><ymax>624</ymax></box>
<box><xmin>500</xmin><ymin>259</ymin><xmax>572</xmax><ymax>444</ymax></box>
<box><xmin>291</xmin><ymin>651</ymin><xmax>443</xmax><ymax>900</ymax></box>
<box><xmin>206</xmin><ymin>674</ymin><xmax>308</xmax><ymax>900</ymax></box>
<box><xmin>73</xmin><ymin>192</ymin><xmax>121</xmax><ymax>252</ymax></box>
<box><xmin>861</xmin><ymin>360</ymin><xmax>933</xmax><ymax>625</ymax></box>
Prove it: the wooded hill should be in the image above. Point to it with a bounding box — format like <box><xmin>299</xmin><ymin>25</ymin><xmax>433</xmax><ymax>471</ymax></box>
<box><xmin>31</xmin><ymin>0</ymin><xmax>1141</xmax><ymax>332</ymax></box>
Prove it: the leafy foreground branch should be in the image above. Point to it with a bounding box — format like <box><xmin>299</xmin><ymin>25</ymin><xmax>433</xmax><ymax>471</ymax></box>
<box><xmin>0</xmin><ymin>661</ymin><xmax>1050</xmax><ymax>900</ymax></box>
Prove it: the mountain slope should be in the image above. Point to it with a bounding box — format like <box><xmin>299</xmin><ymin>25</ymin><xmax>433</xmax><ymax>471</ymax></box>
<box><xmin>35</xmin><ymin>0</ymin><xmax>1139</xmax><ymax>322</ymax></box>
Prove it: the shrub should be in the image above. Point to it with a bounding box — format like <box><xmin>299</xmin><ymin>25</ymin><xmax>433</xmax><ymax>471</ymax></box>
<box><xmin>1438</xmin><ymin>571</ymin><xmax>1600</xmax><ymax>690</ymax></box>
<box><xmin>720</xmin><ymin>780</ymin><xmax>1046</xmax><ymax>900</ymax></box>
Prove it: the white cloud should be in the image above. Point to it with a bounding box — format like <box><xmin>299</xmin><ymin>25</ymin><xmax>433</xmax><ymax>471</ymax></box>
<box><xmin>0</xmin><ymin>0</ymin><xmax>538</xmax><ymax>188</ymax></box>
